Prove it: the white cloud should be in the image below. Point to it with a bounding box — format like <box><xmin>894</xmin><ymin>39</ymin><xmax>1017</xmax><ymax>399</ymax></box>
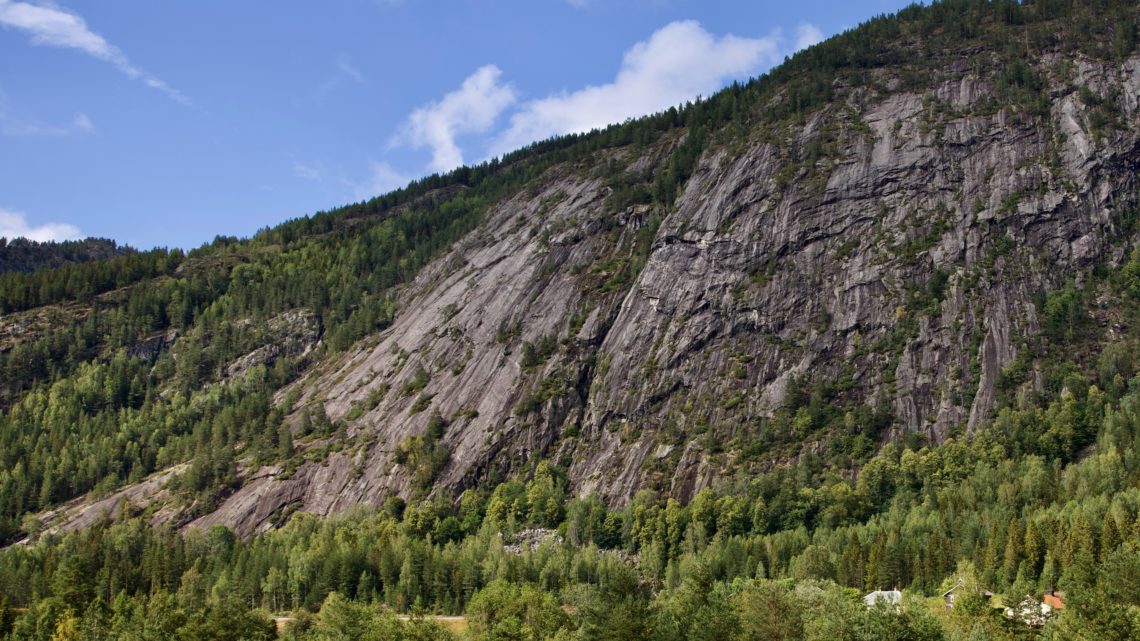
<box><xmin>490</xmin><ymin>21</ymin><xmax>781</xmax><ymax>156</ymax></box>
<box><xmin>393</xmin><ymin>64</ymin><xmax>517</xmax><ymax>173</ymax></box>
<box><xmin>794</xmin><ymin>23</ymin><xmax>824</xmax><ymax>51</ymax></box>
<box><xmin>0</xmin><ymin>207</ymin><xmax>81</xmax><ymax>242</ymax></box>
<box><xmin>381</xmin><ymin>20</ymin><xmax>823</xmax><ymax>182</ymax></box>
<box><xmin>354</xmin><ymin>161</ymin><xmax>412</xmax><ymax>199</ymax></box>
<box><xmin>0</xmin><ymin>0</ymin><xmax>186</xmax><ymax>102</ymax></box>
<box><xmin>72</xmin><ymin>112</ymin><xmax>93</xmax><ymax>132</ymax></box>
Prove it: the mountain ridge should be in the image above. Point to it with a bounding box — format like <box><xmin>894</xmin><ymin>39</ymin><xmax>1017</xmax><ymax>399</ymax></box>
<box><xmin>0</xmin><ymin>237</ymin><xmax>127</xmax><ymax>274</ymax></box>
<box><xmin>1</xmin><ymin>0</ymin><xmax>1139</xmax><ymax>542</ymax></box>
<box><xmin>193</xmin><ymin>25</ymin><xmax>1140</xmax><ymax>537</ymax></box>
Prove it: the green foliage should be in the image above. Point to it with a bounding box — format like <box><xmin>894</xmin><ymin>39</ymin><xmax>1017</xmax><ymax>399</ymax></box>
<box><xmin>3</xmin><ymin>363</ymin><xmax>1140</xmax><ymax>636</ymax></box>
<box><xmin>3</xmin><ymin>1</ymin><xmax>1140</xmax><ymax>639</ymax></box>
<box><xmin>466</xmin><ymin>580</ymin><xmax>568</xmax><ymax>641</ymax></box>
<box><xmin>519</xmin><ymin>335</ymin><xmax>557</xmax><ymax>369</ymax></box>
<box><xmin>1042</xmin><ymin>285</ymin><xmax>1089</xmax><ymax>343</ymax></box>
<box><xmin>393</xmin><ymin>430</ymin><xmax>450</xmax><ymax>499</ymax></box>
<box><xmin>282</xmin><ymin>592</ymin><xmax>453</xmax><ymax>641</ymax></box>
<box><xmin>514</xmin><ymin>369</ymin><xmax>576</xmax><ymax>416</ymax></box>
<box><xmin>0</xmin><ymin>246</ymin><xmax>179</xmax><ymax>313</ymax></box>
<box><xmin>400</xmin><ymin>367</ymin><xmax>431</xmax><ymax>398</ymax></box>
<box><xmin>652</xmin><ymin>127</ymin><xmax>707</xmax><ymax>206</ymax></box>
<box><xmin>408</xmin><ymin>393</ymin><xmax>434</xmax><ymax>415</ymax></box>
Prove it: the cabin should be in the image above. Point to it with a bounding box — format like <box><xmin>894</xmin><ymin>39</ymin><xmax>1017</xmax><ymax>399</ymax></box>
<box><xmin>1003</xmin><ymin>591</ymin><xmax>1066</xmax><ymax>627</ymax></box>
<box><xmin>942</xmin><ymin>581</ymin><xmax>961</xmax><ymax>608</ymax></box>
<box><xmin>941</xmin><ymin>582</ymin><xmax>995</xmax><ymax>609</ymax></box>
<box><xmin>863</xmin><ymin>590</ymin><xmax>902</xmax><ymax>608</ymax></box>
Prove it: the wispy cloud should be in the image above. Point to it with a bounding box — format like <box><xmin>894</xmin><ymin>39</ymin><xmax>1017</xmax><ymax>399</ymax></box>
<box><xmin>289</xmin><ymin>156</ymin><xmax>410</xmax><ymax>201</ymax></box>
<box><xmin>0</xmin><ymin>0</ymin><xmax>186</xmax><ymax>103</ymax></box>
<box><xmin>490</xmin><ymin>21</ymin><xmax>781</xmax><ymax>156</ymax></box>
<box><xmin>72</xmin><ymin>112</ymin><xmax>94</xmax><ymax>132</ymax></box>
<box><xmin>314</xmin><ymin>55</ymin><xmax>368</xmax><ymax>101</ymax></box>
<box><xmin>794</xmin><ymin>23</ymin><xmax>824</xmax><ymax>51</ymax></box>
<box><xmin>353</xmin><ymin>161</ymin><xmax>412</xmax><ymax>200</ymax></box>
<box><xmin>338</xmin><ymin>56</ymin><xmax>365</xmax><ymax>84</ymax></box>
<box><xmin>393</xmin><ymin>64</ymin><xmax>516</xmax><ymax>173</ymax></box>
<box><xmin>0</xmin><ymin>207</ymin><xmax>81</xmax><ymax>241</ymax></box>
<box><xmin>292</xmin><ymin>162</ymin><xmax>322</xmax><ymax>182</ymax></box>
<box><xmin>0</xmin><ymin>104</ymin><xmax>95</xmax><ymax>136</ymax></box>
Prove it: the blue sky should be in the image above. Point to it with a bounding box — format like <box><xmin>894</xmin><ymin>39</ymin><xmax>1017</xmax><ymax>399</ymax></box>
<box><xmin>0</xmin><ymin>0</ymin><xmax>915</xmax><ymax>250</ymax></box>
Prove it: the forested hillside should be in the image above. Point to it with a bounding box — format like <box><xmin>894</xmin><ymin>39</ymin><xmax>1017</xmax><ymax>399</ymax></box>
<box><xmin>2</xmin><ymin>0</ymin><xmax>1140</xmax><ymax>639</ymax></box>
<box><xmin>0</xmin><ymin>238</ymin><xmax>126</xmax><ymax>274</ymax></box>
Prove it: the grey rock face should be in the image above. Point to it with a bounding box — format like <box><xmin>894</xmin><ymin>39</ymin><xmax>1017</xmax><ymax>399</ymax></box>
<box><xmin>224</xmin><ymin>309</ymin><xmax>320</xmax><ymax>381</ymax></box>
<box><xmin>198</xmin><ymin>54</ymin><xmax>1140</xmax><ymax>537</ymax></box>
<box><xmin>127</xmin><ymin>329</ymin><xmax>179</xmax><ymax>361</ymax></box>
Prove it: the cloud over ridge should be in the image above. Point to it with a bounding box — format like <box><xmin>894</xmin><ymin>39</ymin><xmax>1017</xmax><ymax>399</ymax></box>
<box><xmin>0</xmin><ymin>207</ymin><xmax>81</xmax><ymax>242</ymax></box>
<box><xmin>393</xmin><ymin>65</ymin><xmax>516</xmax><ymax>173</ymax></box>
<box><xmin>491</xmin><ymin>20</ymin><xmax>782</xmax><ymax>156</ymax></box>
<box><xmin>794</xmin><ymin>23</ymin><xmax>825</xmax><ymax>51</ymax></box>
<box><xmin>381</xmin><ymin>20</ymin><xmax>824</xmax><ymax>186</ymax></box>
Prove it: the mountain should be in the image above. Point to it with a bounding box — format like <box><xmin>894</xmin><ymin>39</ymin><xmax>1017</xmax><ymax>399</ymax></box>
<box><xmin>191</xmin><ymin>0</ymin><xmax>1140</xmax><ymax>537</ymax></box>
<box><xmin>2</xmin><ymin>0</ymin><xmax>1139</xmax><ymax>542</ymax></box>
<box><xmin>2</xmin><ymin>2</ymin><xmax>1140</xmax><ymax>639</ymax></box>
<box><xmin>0</xmin><ymin>237</ymin><xmax>127</xmax><ymax>273</ymax></box>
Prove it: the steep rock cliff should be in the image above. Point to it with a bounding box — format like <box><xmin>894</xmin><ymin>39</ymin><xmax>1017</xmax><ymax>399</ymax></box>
<box><xmin>191</xmin><ymin>48</ymin><xmax>1140</xmax><ymax>536</ymax></box>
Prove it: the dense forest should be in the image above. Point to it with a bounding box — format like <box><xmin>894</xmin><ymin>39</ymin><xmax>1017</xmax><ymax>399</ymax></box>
<box><xmin>4</xmin><ymin>289</ymin><xmax>1140</xmax><ymax>640</ymax></box>
<box><xmin>0</xmin><ymin>238</ymin><xmax>127</xmax><ymax>275</ymax></box>
<box><xmin>2</xmin><ymin>0</ymin><xmax>1140</xmax><ymax>639</ymax></box>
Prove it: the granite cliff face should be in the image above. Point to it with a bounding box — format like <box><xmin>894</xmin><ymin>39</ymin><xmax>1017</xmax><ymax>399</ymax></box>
<box><xmin>186</xmin><ymin>50</ymin><xmax>1140</xmax><ymax>537</ymax></box>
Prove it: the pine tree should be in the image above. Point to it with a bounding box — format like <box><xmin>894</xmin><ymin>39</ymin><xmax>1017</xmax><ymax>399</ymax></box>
<box><xmin>1023</xmin><ymin>518</ymin><xmax>1044</xmax><ymax>577</ymax></box>
<box><xmin>866</xmin><ymin>534</ymin><xmax>885</xmax><ymax>590</ymax></box>
<box><xmin>1101</xmin><ymin>511</ymin><xmax>1122</xmax><ymax>557</ymax></box>
<box><xmin>839</xmin><ymin>531</ymin><xmax>864</xmax><ymax>588</ymax></box>
<box><xmin>277</xmin><ymin>424</ymin><xmax>293</xmax><ymax>460</ymax></box>
<box><xmin>50</xmin><ymin>611</ymin><xmax>80</xmax><ymax>641</ymax></box>
<box><xmin>1002</xmin><ymin>519</ymin><xmax>1023</xmax><ymax>585</ymax></box>
<box><xmin>1070</xmin><ymin>516</ymin><xmax>1095</xmax><ymax>563</ymax></box>
<box><xmin>981</xmin><ymin>521</ymin><xmax>1001</xmax><ymax>586</ymax></box>
<box><xmin>0</xmin><ymin>596</ymin><xmax>13</xmax><ymax>638</ymax></box>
